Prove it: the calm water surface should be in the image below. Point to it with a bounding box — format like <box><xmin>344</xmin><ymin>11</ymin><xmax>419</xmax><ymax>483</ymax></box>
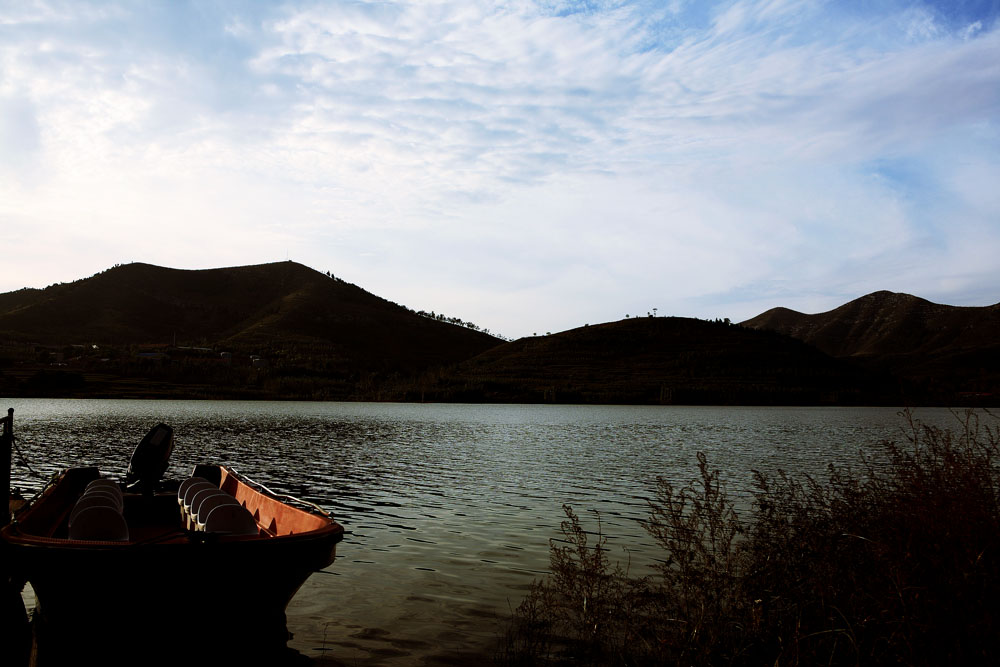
<box><xmin>4</xmin><ymin>400</ymin><xmax>970</xmax><ymax>665</ymax></box>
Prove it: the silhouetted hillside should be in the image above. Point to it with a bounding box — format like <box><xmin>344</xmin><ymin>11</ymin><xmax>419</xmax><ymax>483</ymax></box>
<box><xmin>4</xmin><ymin>269</ymin><xmax>992</xmax><ymax>404</ymax></box>
<box><xmin>0</xmin><ymin>262</ymin><xmax>502</xmax><ymax>399</ymax></box>
<box><xmin>742</xmin><ymin>291</ymin><xmax>1000</xmax><ymax>402</ymax></box>
<box><xmin>390</xmin><ymin>317</ymin><xmax>898</xmax><ymax>405</ymax></box>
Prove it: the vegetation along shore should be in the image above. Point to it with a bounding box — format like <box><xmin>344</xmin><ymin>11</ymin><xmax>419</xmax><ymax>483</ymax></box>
<box><xmin>498</xmin><ymin>410</ymin><xmax>1000</xmax><ymax>666</ymax></box>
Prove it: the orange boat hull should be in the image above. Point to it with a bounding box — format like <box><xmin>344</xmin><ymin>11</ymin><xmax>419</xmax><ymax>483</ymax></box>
<box><xmin>2</xmin><ymin>466</ymin><xmax>344</xmax><ymax>663</ymax></box>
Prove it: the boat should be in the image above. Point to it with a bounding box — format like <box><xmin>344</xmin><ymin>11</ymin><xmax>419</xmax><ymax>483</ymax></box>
<box><xmin>0</xmin><ymin>409</ymin><xmax>345</xmax><ymax>665</ymax></box>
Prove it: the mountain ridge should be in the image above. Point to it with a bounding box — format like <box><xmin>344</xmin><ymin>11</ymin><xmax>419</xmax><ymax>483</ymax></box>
<box><xmin>0</xmin><ymin>262</ymin><xmax>502</xmax><ymax>397</ymax></box>
<box><xmin>398</xmin><ymin>316</ymin><xmax>897</xmax><ymax>405</ymax></box>
<box><xmin>2</xmin><ymin>266</ymin><xmax>997</xmax><ymax>404</ymax></box>
<box><xmin>741</xmin><ymin>290</ymin><xmax>1000</xmax><ymax>357</ymax></box>
<box><xmin>741</xmin><ymin>290</ymin><xmax>1000</xmax><ymax>400</ymax></box>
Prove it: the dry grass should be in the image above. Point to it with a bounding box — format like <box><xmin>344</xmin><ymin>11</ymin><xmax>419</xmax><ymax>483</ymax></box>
<box><xmin>499</xmin><ymin>410</ymin><xmax>1000</xmax><ymax>666</ymax></box>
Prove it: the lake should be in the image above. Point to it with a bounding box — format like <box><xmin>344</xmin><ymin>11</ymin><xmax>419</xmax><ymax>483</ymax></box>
<box><xmin>3</xmin><ymin>399</ymin><xmax>972</xmax><ymax>665</ymax></box>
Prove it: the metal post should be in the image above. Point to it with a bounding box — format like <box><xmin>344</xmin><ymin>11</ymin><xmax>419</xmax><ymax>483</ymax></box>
<box><xmin>2</xmin><ymin>407</ymin><xmax>29</xmax><ymax>667</ymax></box>
<box><xmin>2</xmin><ymin>408</ymin><xmax>11</xmax><ymax>529</ymax></box>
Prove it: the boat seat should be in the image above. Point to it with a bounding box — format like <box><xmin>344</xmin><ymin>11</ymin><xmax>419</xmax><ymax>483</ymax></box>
<box><xmin>188</xmin><ymin>488</ymin><xmax>229</xmax><ymax>531</ymax></box>
<box><xmin>194</xmin><ymin>494</ymin><xmax>240</xmax><ymax>531</ymax></box>
<box><xmin>202</xmin><ymin>504</ymin><xmax>259</xmax><ymax>536</ymax></box>
<box><xmin>182</xmin><ymin>481</ymin><xmax>218</xmax><ymax>509</ymax></box>
<box><xmin>68</xmin><ymin>505</ymin><xmax>130</xmax><ymax>541</ymax></box>
<box><xmin>69</xmin><ymin>494</ymin><xmax>120</xmax><ymax>525</ymax></box>
<box><xmin>81</xmin><ymin>487</ymin><xmax>123</xmax><ymax>510</ymax></box>
<box><xmin>86</xmin><ymin>479</ymin><xmax>121</xmax><ymax>494</ymax></box>
<box><xmin>177</xmin><ymin>477</ymin><xmax>209</xmax><ymax>508</ymax></box>
<box><xmin>181</xmin><ymin>482</ymin><xmax>219</xmax><ymax>528</ymax></box>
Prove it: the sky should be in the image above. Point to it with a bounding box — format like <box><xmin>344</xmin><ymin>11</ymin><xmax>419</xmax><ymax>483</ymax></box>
<box><xmin>1</xmin><ymin>0</ymin><xmax>999</xmax><ymax>339</ymax></box>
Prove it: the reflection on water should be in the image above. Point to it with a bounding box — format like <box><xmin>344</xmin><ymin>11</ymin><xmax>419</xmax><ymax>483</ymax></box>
<box><xmin>5</xmin><ymin>400</ymin><xmax>968</xmax><ymax>665</ymax></box>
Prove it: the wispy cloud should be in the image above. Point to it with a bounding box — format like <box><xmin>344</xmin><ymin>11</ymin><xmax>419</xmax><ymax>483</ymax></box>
<box><xmin>1</xmin><ymin>1</ymin><xmax>998</xmax><ymax>336</ymax></box>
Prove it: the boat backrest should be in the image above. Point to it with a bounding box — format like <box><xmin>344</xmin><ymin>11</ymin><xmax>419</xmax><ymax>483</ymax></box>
<box><xmin>68</xmin><ymin>505</ymin><xmax>130</xmax><ymax>541</ymax></box>
<box><xmin>85</xmin><ymin>479</ymin><xmax>121</xmax><ymax>494</ymax></box>
<box><xmin>194</xmin><ymin>493</ymin><xmax>240</xmax><ymax>530</ymax></box>
<box><xmin>190</xmin><ymin>487</ymin><xmax>226</xmax><ymax>520</ymax></box>
<box><xmin>182</xmin><ymin>482</ymin><xmax>218</xmax><ymax>518</ymax></box>
<box><xmin>182</xmin><ymin>490</ymin><xmax>207</xmax><ymax>529</ymax></box>
<box><xmin>202</xmin><ymin>503</ymin><xmax>259</xmax><ymax>536</ymax></box>
<box><xmin>69</xmin><ymin>494</ymin><xmax>120</xmax><ymax>525</ymax></box>
<box><xmin>81</xmin><ymin>487</ymin><xmax>123</xmax><ymax>511</ymax></box>
<box><xmin>177</xmin><ymin>477</ymin><xmax>210</xmax><ymax>507</ymax></box>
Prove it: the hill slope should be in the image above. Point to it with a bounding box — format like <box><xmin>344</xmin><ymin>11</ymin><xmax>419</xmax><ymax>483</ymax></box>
<box><xmin>395</xmin><ymin>317</ymin><xmax>897</xmax><ymax>405</ymax></box>
<box><xmin>742</xmin><ymin>291</ymin><xmax>1000</xmax><ymax>399</ymax></box>
<box><xmin>0</xmin><ymin>262</ymin><xmax>502</xmax><ymax>397</ymax></box>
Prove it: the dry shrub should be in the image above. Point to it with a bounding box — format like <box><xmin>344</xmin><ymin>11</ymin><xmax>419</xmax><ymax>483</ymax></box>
<box><xmin>744</xmin><ymin>410</ymin><xmax>1000</xmax><ymax>665</ymax></box>
<box><xmin>643</xmin><ymin>451</ymin><xmax>746</xmax><ymax>665</ymax></box>
<box><xmin>497</xmin><ymin>506</ymin><xmax>657</xmax><ymax>665</ymax></box>
<box><xmin>499</xmin><ymin>410</ymin><xmax>1000</xmax><ymax>666</ymax></box>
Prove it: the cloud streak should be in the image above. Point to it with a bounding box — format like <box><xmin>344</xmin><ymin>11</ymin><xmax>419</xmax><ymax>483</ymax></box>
<box><xmin>1</xmin><ymin>1</ymin><xmax>998</xmax><ymax>337</ymax></box>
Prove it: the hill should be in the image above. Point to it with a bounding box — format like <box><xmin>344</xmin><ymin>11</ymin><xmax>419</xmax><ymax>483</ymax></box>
<box><xmin>0</xmin><ymin>262</ymin><xmax>502</xmax><ymax>399</ymax></box>
<box><xmin>387</xmin><ymin>317</ymin><xmax>899</xmax><ymax>405</ymax></box>
<box><xmin>4</xmin><ymin>267</ymin><xmax>991</xmax><ymax>404</ymax></box>
<box><xmin>742</xmin><ymin>291</ymin><xmax>1000</xmax><ymax>401</ymax></box>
